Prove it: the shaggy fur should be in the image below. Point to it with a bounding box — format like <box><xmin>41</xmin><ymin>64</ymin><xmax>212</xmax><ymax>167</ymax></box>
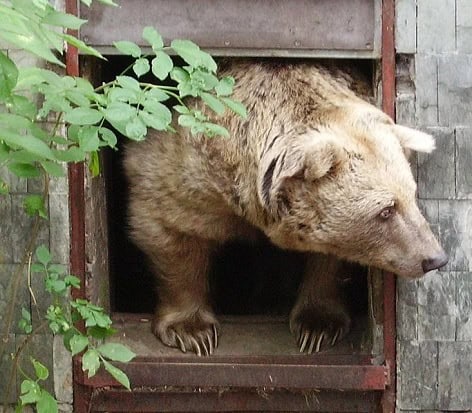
<box><xmin>124</xmin><ymin>60</ymin><xmax>446</xmax><ymax>355</ymax></box>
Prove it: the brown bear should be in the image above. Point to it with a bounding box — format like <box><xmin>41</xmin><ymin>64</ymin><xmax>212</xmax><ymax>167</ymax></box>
<box><xmin>123</xmin><ymin>60</ymin><xmax>448</xmax><ymax>356</ymax></box>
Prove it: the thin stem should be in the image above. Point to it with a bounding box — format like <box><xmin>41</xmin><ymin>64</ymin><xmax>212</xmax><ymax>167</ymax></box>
<box><xmin>3</xmin><ymin>320</ymin><xmax>48</xmax><ymax>408</ymax></box>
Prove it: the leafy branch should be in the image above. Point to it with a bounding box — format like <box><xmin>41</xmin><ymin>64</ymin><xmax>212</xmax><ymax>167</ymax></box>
<box><xmin>1</xmin><ymin>0</ymin><xmax>247</xmax><ymax>411</ymax></box>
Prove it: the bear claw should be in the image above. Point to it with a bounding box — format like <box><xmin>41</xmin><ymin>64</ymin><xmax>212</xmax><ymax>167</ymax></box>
<box><xmin>153</xmin><ymin>309</ymin><xmax>219</xmax><ymax>356</ymax></box>
<box><xmin>297</xmin><ymin>328</ymin><xmax>345</xmax><ymax>353</ymax></box>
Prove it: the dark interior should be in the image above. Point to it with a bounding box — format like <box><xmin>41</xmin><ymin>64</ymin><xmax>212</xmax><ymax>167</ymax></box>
<box><xmin>102</xmin><ymin>56</ymin><xmax>372</xmax><ymax>321</ymax></box>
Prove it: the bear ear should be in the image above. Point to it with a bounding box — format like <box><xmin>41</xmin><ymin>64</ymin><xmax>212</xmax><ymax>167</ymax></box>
<box><xmin>258</xmin><ymin>129</ymin><xmax>343</xmax><ymax>215</ymax></box>
<box><xmin>390</xmin><ymin>124</ymin><xmax>436</xmax><ymax>156</ymax></box>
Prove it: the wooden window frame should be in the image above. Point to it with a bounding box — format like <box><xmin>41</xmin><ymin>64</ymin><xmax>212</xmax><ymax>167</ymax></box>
<box><xmin>67</xmin><ymin>0</ymin><xmax>396</xmax><ymax>411</ymax></box>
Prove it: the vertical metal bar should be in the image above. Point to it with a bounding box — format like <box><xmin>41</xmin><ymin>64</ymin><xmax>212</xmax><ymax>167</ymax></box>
<box><xmin>381</xmin><ymin>1</ymin><xmax>397</xmax><ymax>413</ymax></box>
<box><xmin>65</xmin><ymin>0</ymin><xmax>88</xmax><ymax>412</ymax></box>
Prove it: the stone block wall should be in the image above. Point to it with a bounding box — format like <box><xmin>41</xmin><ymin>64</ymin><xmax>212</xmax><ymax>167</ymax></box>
<box><xmin>396</xmin><ymin>0</ymin><xmax>472</xmax><ymax>411</ymax></box>
<box><xmin>0</xmin><ymin>45</ymin><xmax>73</xmax><ymax>413</ymax></box>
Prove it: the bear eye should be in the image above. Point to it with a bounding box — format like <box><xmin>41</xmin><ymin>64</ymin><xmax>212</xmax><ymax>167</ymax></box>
<box><xmin>379</xmin><ymin>205</ymin><xmax>395</xmax><ymax>220</ymax></box>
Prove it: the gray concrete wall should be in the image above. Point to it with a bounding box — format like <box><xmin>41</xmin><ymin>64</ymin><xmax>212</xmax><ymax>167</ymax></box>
<box><xmin>0</xmin><ymin>49</ymin><xmax>73</xmax><ymax>413</ymax></box>
<box><xmin>396</xmin><ymin>0</ymin><xmax>472</xmax><ymax>411</ymax></box>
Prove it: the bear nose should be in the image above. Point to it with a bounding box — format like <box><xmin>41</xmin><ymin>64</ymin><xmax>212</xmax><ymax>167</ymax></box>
<box><xmin>422</xmin><ymin>251</ymin><xmax>449</xmax><ymax>273</ymax></box>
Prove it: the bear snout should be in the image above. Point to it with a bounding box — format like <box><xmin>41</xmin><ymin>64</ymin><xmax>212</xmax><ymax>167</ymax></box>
<box><xmin>421</xmin><ymin>250</ymin><xmax>449</xmax><ymax>273</ymax></box>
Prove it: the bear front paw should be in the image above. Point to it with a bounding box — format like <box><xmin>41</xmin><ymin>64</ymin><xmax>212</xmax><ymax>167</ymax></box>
<box><xmin>290</xmin><ymin>300</ymin><xmax>351</xmax><ymax>353</ymax></box>
<box><xmin>152</xmin><ymin>307</ymin><xmax>219</xmax><ymax>356</ymax></box>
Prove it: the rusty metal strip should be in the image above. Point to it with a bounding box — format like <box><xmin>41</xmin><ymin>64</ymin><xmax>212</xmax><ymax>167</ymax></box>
<box><xmin>90</xmin><ymin>388</ymin><xmax>382</xmax><ymax>412</ymax></box>
<box><xmin>75</xmin><ymin>358</ymin><xmax>389</xmax><ymax>391</ymax></box>
<box><xmin>380</xmin><ymin>0</ymin><xmax>397</xmax><ymax>412</ymax></box>
<box><xmin>66</xmin><ymin>0</ymin><xmax>89</xmax><ymax>412</ymax></box>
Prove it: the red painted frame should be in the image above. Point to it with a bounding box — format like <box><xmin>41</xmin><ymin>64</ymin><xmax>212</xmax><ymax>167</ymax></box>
<box><xmin>66</xmin><ymin>1</ymin><xmax>397</xmax><ymax>412</ymax></box>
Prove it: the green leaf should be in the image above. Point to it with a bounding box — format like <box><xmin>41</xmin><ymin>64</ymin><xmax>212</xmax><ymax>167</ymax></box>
<box><xmin>0</xmin><ymin>50</ymin><xmax>19</xmax><ymax>99</ymax></box>
<box><xmin>133</xmin><ymin>58</ymin><xmax>150</xmax><ymax>77</ymax></box>
<box><xmin>65</xmin><ymin>89</ymin><xmax>90</xmax><ymax>107</ymax></box>
<box><xmin>151</xmin><ymin>52</ymin><xmax>173</xmax><ymax>81</ymax></box>
<box><xmin>49</xmin><ymin>264</ymin><xmax>65</xmax><ymax>274</ymax></box>
<box><xmin>31</xmin><ymin>358</ymin><xmax>49</xmax><ymax>380</ymax></box>
<box><xmin>78</xmin><ymin>126</ymin><xmax>100</xmax><ymax>152</ymax></box>
<box><xmin>82</xmin><ymin>349</ymin><xmax>100</xmax><ymax>378</ymax></box>
<box><xmin>139</xmin><ymin>111</ymin><xmax>170</xmax><ymax>131</ymax></box>
<box><xmin>65</xmin><ymin>275</ymin><xmax>81</xmax><ymax>288</ymax></box>
<box><xmin>24</xmin><ymin>195</ymin><xmax>47</xmax><ymax>218</ymax></box>
<box><xmin>170</xmin><ymin>67</ymin><xmax>190</xmax><ymax>83</ymax></box>
<box><xmin>11</xmin><ymin>95</ymin><xmax>37</xmax><ymax>120</ymax></box>
<box><xmin>53</xmin><ymin>147</ymin><xmax>85</xmax><ymax>162</ymax></box>
<box><xmin>20</xmin><ymin>380</ymin><xmax>41</xmax><ymax>404</ymax></box>
<box><xmin>0</xmin><ymin>129</ymin><xmax>55</xmax><ymax>160</ymax></box>
<box><xmin>64</xmin><ymin>107</ymin><xmax>103</xmax><ymax>125</ymax></box>
<box><xmin>108</xmin><ymin>86</ymin><xmax>140</xmax><ymax>104</ymax></box>
<box><xmin>98</xmin><ymin>127</ymin><xmax>117</xmax><ymax>148</ymax></box>
<box><xmin>88</xmin><ymin>150</ymin><xmax>100</xmax><ymax>177</ymax></box>
<box><xmin>70</xmin><ymin>334</ymin><xmax>89</xmax><ymax>356</ymax></box>
<box><xmin>22</xmin><ymin>307</ymin><xmax>31</xmax><ymax>322</ymax></box>
<box><xmin>203</xmin><ymin>122</ymin><xmax>230</xmax><ymax>138</ymax></box>
<box><xmin>215</xmin><ymin>76</ymin><xmax>235</xmax><ymax>97</ymax></box>
<box><xmin>42</xmin><ymin>10</ymin><xmax>87</xmax><ymax>29</ymax></box>
<box><xmin>142</xmin><ymin>26</ymin><xmax>163</xmax><ymax>50</ymax></box>
<box><xmin>87</xmin><ymin>325</ymin><xmax>117</xmax><ymax>339</ymax></box>
<box><xmin>178</xmin><ymin>114</ymin><xmax>197</xmax><ymax>128</ymax></box>
<box><xmin>62</xmin><ymin>34</ymin><xmax>104</xmax><ymax>59</ymax></box>
<box><xmin>171</xmin><ymin>39</ymin><xmax>217</xmax><ymax>72</ymax></box>
<box><xmin>145</xmin><ymin>88</ymin><xmax>169</xmax><ymax>102</ymax></box>
<box><xmin>201</xmin><ymin>92</ymin><xmax>225</xmax><ymax>115</ymax></box>
<box><xmin>40</xmin><ymin>161</ymin><xmax>64</xmax><ymax>177</ymax></box>
<box><xmin>36</xmin><ymin>245</ymin><xmax>52</xmax><ymax>266</ymax></box>
<box><xmin>97</xmin><ymin>343</ymin><xmax>136</xmax><ymax>362</ymax></box>
<box><xmin>125</xmin><ymin>116</ymin><xmax>147</xmax><ymax>141</ymax></box>
<box><xmin>173</xmin><ymin>105</ymin><xmax>190</xmax><ymax>114</ymax></box>
<box><xmin>191</xmin><ymin>70</ymin><xmax>218</xmax><ymax>91</ymax></box>
<box><xmin>97</xmin><ymin>0</ymin><xmax>119</xmax><ymax>5</ymax></box>
<box><xmin>221</xmin><ymin>97</ymin><xmax>247</xmax><ymax>118</ymax></box>
<box><xmin>31</xmin><ymin>263</ymin><xmax>44</xmax><ymax>273</ymax></box>
<box><xmin>113</xmin><ymin>41</ymin><xmax>141</xmax><ymax>58</ymax></box>
<box><xmin>103</xmin><ymin>360</ymin><xmax>131</xmax><ymax>390</ymax></box>
<box><xmin>103</xmin><ymin>102</ymin><xmax>135</xmax><ymax>123</ymax></box>
<box><xmin>8</xmin><ymin>162</ymin><xmax>40</xmax><ymax>178</ymax></box>
<box><xmin>116</xmin><ymin>76</ymin><xmax>141</xmax><ymax>93</ymax></box>
<box><xmin>36</xmin><ymin>390</ymin><xmax>58</xmax><ymax>413</ymax></box>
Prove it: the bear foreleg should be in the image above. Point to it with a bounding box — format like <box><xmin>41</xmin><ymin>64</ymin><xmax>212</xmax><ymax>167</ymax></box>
<box><xmin>148</xmin><ymin>228</ymin><xmax>218</xmax><ymax>356</ymax></box>
<box><xmin>289</xmin><ymin>253</ymin><xmax>352</xmax><ymax>353</ymax></box>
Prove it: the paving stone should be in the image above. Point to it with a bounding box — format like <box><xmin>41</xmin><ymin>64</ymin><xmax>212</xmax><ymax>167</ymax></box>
<box><xmin>456</xmin><ymin>127</ymin><xmax>472</xmax><ymax>199</ymax></box>
<box><xmin>53</xmin><ymin>335</ymin><xmax>73</xmax><ymax>404</ymax></box>
<box><xmin>418</xmin><ymin>199</ymin><xmax>440</xmax><ymax>239</ymax></box>
<box><xmin>397</xmin><ymin>275</ymin><xmax>419</xmax><ymax>342</ymax></box>
<box><xmin>395</xmin><ymin>0</ymin><xmax>417</xmax><ymax>53</ymax></box>
<box><xmin>438</xmin><ymin>200</ymin><xmax>472</xmax><ymax>272</ymax></box>
<box><xmin>438</xmin><ymin>54</ymin><xmax>472</xmax><ymax>126</ymax></box>
<box><xmin>417</xmin><ymin>0</ymin><xmax>456</xmax><ymax>53</ymax></box>
<box><xmin>417</xmin><ymin>272</ymin><xmax>456</xmax><ymax>340</ymax></box>
<box><xmin>457</xmin><ymin>0</ymin><xmax>472</xmax><ymax>53</ymax></box>
<box><xmin>397</xmin><ymin>340</ymin><xmax>438</xmax><ymax>410</ymax></box>
<box><xmin>417</xmin><ymin>128</ymin><xmax>455</xmax><ymax>199</ymax></box>
<box><xmin>0</xmin><ymin>264</ymin><xmax>30</xmax><ymax>334</ymax></box>
<box><xmin>16</xmin><ymin>334</ymin><xmax>54</xmax><ymax>395</ymax></box>
<box><xmin>49</xmin><ymin>193</ymin><xmax>70</xmax><ymax>265</ymax></box>
<box><xmin>10</xmin><ymin>195</ymin><xmax>50</xmax><ymax>264</ymax></box>
<box><xmin>0</xmin><ymin>194</ymin><xmax>13</xmax><ymax>264</ymax></box>
<box><xmin>456</xmin><ymin>272</ymin><xmax>472</xmax><ymax>340</ymax></box>
<box><xmin>415</xmin><ymin>55</ymin><xmax>438</xmax><ymax>126</ymax></box>
<box><xmin>438</xmin><ymin>342</ymin><xmax>472</xmax><ymax>410</ymax></box>
<box><xmin>0</xmin><ymin>335</ymin><xmax>17</xmax><ymax>403</ymax></box>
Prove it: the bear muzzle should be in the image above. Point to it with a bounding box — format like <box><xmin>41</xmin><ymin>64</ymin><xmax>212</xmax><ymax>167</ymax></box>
<box><xmin>421</xmin><ymin>250</ymin><xmax>449</xmax><ymax>273</ymax></box>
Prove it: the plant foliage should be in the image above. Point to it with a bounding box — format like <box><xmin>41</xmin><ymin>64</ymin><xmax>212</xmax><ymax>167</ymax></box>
<box><xmin>0</xmin><ymin>0</ymin><xmax>246</xmax><ymax>410</ymax></box>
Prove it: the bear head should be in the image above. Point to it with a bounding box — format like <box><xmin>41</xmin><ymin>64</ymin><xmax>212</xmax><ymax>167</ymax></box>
<box><xmin>257</xmin><ymin>107</ymin><xmax>447</xmax><ymax>278</ymax></box>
